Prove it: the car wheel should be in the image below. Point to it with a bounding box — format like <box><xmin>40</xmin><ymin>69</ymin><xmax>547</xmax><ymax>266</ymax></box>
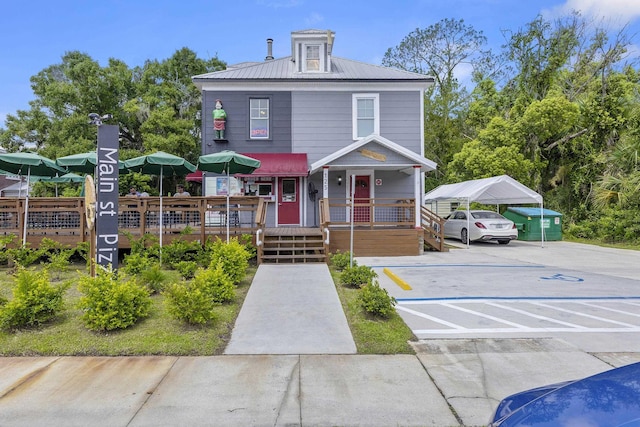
<box><xmin>498</xmin><ymin>240</ymin><xmax>510</xmax><ymax>245</ymax></box>
<box><xmin>461</xmin><ymin>228</ymin><xmax>468</xmax><ymax>244</ymax></box>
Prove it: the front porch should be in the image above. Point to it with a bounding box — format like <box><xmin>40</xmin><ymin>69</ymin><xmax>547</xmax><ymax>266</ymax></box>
<box><xmin>0</xmin><ymin>196</ymin><xmax>445</xmax><ymax>261</ymax></box>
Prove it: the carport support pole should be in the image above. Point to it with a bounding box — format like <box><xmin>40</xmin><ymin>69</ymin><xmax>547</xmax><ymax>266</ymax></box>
<box><xmin>466</xmin><ymin>197</ymin><xmax>470</xmax><ymax>249</ymax></box>
<box><xmin>540</xmin><ymin>203</ymin><xmax>545</xmax><ymax>248</ymax></box>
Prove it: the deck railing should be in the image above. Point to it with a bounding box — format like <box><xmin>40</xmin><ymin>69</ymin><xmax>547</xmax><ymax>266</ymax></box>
<box><xmin>323</xmin><ymin>198</ymin><xmax>416</xmax><ymax>228</ymax></box>
<box><xmin>0</xmin><ymin>196</ymin><xmax>262</xmax><ymax>247</ymax></box>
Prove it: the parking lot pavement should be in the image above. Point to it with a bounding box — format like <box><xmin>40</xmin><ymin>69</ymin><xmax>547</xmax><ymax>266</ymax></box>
<box><xmin>357</xmin><ymin>240</ymin><xmax>640</xmax><ymax>353</ymax></box>
<box><xmin>357</xmin><ymin>241</ymin><xmax>640</xmax><ymax>425</ymax></box>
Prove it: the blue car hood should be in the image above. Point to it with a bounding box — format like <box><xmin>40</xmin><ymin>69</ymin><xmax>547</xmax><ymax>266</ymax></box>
<box><xmin>491</xmin><ymin>362</ymin><xmax>640</xmax><ymax>426</ymax></box>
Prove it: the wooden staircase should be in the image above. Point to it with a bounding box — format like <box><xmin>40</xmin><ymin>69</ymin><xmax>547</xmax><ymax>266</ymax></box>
<box><xmin>260</xmin><ymin>227</ymin><xmax>327</xmax><ymax>264</ymax></box>
<box><xmin>421</xmin><ymin>206</ymin><xmax>448</xmax><ymax>252</ymax></box>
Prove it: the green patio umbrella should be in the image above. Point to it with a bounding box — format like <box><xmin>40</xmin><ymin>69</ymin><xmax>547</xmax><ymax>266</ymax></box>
<box><xmin>197</xmin><ymin>151</ymin><xmax>261</xmax><ymax>242</ymax></box>
<box><xmin>55</xmin><ymin>151</ymin><xmax>126</xmax><ymax>174</ymax></box>
<box><xmin>33</xmin><ymin>172</ymin><xmax>85</xmax><ymax>197</ymax></box>
<box><xmin>124</xmin><ymin>151</ymin><xmax>196</xmax><ymax>251</ymax></box>
<box><xmin>0</xmin><ymin>152</ymin><xmax>66</xmax><ymax>245</ymax></box>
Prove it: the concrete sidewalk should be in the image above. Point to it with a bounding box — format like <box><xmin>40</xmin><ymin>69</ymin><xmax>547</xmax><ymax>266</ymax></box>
<box><xmin>225</xmin><ymin>264</ymin><xmax>356</xmax><ymax>355</ymax></box>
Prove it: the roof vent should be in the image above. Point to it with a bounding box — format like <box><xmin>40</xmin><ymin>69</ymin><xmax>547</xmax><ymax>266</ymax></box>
<box><xmin>265</xmin><ymin>38</ymin><xmax>274</xmax><ymax>61</ymax></box>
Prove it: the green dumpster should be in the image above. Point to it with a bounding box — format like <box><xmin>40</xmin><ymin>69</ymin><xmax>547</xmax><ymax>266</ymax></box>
<box><xmin>503</xmin><ymin>207</ymin><xmax>563</xmax><ymax>241</ymax></box>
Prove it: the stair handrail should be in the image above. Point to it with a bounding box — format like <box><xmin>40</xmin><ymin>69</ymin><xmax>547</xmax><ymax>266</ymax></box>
<box><xmin>319</xmin><ymin>197</ymin><xmax>330</xmax><ymax>251</ymax></box>
<box><xmin>256</xmin><ymin>228</ymin><xmax>263</xmax><ymax>246</ymax></box>
<box><xmin>255</xmin><ymin>198</ymin><xmax>267</xmax><ymax>263</ymax></box>
<box><xmin>421</xmin><ymin>205</ymin><xmax>446</xmax><ymax>252</ymax></box>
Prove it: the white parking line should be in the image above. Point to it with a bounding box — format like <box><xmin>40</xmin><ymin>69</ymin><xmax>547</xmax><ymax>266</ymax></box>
<box><xmin>397</xmin><ymin>298</ymin><xmax>640</xmax><ymax>336</ymax></box>
<box><xmin>486</xmin><ymin>301</ymin><xmax>585</xmax><ymax>329</ymax></box>
<box><xmin>441</xmin><ymin>302</ymin><xmax>534</xmax><ymax>330</ymax></box>
<box><xmin>580</xmin><ymin>302</ymin><xmax>640</xmax><ymax>318</ymax></box>
<box><xmin>530</xmin><ymin>301</ymin><xmax>638</xmax><ymax>327</ymax></box>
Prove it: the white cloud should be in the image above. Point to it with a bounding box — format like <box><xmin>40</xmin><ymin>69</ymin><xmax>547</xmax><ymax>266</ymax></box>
<box><xmin>545</xmin><ymin>0</ymin><xmax>640</xmax><ymax>28</ymax></box>
<box><xmin>304</xmin><ymin>12</ymin><xmax>324</xmax><ymax>26</ymax></box>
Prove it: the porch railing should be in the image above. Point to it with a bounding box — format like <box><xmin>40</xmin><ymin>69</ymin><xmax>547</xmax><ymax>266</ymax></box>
<box><xmin>0</xmin><ymin>196</ymin><xmax>262</xmax><ymax>247</ymax></box>
<box><xmin>323</xmin><ymin>197</ymin><xmax>416</xmax><ymax>228</ymax></box>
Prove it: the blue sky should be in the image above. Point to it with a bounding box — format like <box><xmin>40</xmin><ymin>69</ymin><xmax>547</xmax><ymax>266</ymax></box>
<box><xmin>2</xmin><ymin>0</ymin><xmax>640</xmax><ymax>126</ymax></box>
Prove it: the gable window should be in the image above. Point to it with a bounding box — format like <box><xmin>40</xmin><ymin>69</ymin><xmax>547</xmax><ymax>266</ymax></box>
<box><xmin>352</xmin><ymin>93</ymin><xmax>380</xmax><ymax>139</ymax></box>
<box><xmin>250</xmin><ymin>98</ymin><xmax>269</xmax><ymax>139</ymax></box>
<box><xmin>306</xmin><ymin>45</ymin><xmax>320</xmax><ymax>71</ymax></box>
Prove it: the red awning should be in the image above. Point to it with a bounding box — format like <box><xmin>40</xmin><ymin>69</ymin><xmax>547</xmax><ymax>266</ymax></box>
<box><xmin>186</xmin><ymin>170</ymin><xmax>203</xmax><ymax>183</ymax></box>
<box><xmin>238</xmin><ymin>153</ymin><xmax>308</xmax><ymax>177</ymax></box>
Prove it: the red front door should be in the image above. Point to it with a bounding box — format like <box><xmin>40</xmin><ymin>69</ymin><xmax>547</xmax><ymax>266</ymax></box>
<box><xmin>278</xmin><ymin>177</ymin><xmax>300</xmax><ymax>225</ymax></box>
<box><xmin>352</xmin><ymin>175</ymin><xmax>370</xmax><ymax>222</ymax></box>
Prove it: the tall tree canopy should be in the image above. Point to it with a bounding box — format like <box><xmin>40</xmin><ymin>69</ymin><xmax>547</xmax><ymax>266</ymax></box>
<box><xmin>0</xmin><ymin>48</ymin><xmax>224</xmax><ymax>164</ymax></box>
<box><xmin>382</xmin><ymin>19</ymin><xmax>499</xmax><ymax>186</ymax></box>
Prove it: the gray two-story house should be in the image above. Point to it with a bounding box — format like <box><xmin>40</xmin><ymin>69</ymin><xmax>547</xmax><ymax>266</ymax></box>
<box><xmin>192</xmin><ymin>29</ymin><xmax>439</xmax><ymax>256</ymax></box>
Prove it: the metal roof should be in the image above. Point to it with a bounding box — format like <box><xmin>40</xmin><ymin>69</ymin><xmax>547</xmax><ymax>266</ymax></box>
<box><xmin>192</xmin><ymin>56</ymin><xmax>433</xmax><ymax>83</ymax></box>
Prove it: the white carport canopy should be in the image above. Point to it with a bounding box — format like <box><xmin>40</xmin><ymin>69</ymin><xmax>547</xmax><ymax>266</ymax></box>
<box><xmin>424</xmin><ymin>175</ymin><xmax>545</xmax><ymax>247</ymax></box>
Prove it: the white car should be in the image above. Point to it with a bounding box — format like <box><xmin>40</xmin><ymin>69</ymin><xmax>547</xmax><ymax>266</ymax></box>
<box><xmin>444</xmin><ymin>210</ymin><xmax>517</xmax><ymax>244</ymax></box>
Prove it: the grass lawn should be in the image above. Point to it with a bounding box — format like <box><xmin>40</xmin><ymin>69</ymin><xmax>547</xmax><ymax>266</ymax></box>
<box><xmin>0</xmin><ymin>263</ymin><xmax>254</xmax><ymax>356</ymax></box>
<box><xmin>0</xmin><ymin>261</ymin><xmax>415</xmax><ymax>356</ymax></box>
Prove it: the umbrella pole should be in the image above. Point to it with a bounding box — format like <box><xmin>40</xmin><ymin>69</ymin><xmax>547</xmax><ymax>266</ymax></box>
<box><xmin>159</xmin><ymin>168</ymin><xmax>164</xmax><ymax>262</ymax></box>
<box><xmin>226</xmin><ymin>168</ymin><xmax>230</xmax><ymax>243</ymax></box>
<box><xmin>22</xmin><ymin>167</ymin><xmax>31</xmax><ymax>246</ymax></box>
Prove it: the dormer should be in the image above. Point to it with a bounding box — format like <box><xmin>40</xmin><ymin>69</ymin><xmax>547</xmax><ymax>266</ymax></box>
<box><xmin>291</xmin><ymin>29</ymin><xmax>334</xmax><ymax>73</ymax></box>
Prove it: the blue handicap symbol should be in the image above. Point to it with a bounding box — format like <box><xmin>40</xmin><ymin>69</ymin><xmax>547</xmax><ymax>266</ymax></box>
<box><xmin>540</xmin><ymin>273</ymin><xmax>584</xmax><ymax>282</ymax></box>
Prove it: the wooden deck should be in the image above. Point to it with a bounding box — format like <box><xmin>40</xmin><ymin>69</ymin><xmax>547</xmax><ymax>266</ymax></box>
<box><xmin>1</xmin><ymin>197</ymin><xmax>445</xmax><ymax>258</ymax></box>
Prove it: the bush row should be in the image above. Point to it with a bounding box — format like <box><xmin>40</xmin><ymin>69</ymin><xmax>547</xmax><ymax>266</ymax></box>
<box><xmin>0</xmin><ymin>235</ymin><xmax>254</xmax><ymax>331</ymax></box>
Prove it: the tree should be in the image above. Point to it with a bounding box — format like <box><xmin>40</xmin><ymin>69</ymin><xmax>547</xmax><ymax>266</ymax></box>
<box><xmin>382</xmin><ymin>19</ymin><xmax>498</xmax><ymax>187</ymax></box>
<box><xmin>0</xmin><ymin>48</ymin><xmax>224</xmax><ymax>166</ymax></box>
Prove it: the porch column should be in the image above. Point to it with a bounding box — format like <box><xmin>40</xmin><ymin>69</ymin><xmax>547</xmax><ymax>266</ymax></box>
<box><xmin>322</xmin><ymin>166</ymin><xmax>329</xmax><ymax>199</ymax></box>
<box><xmin>414</xmin><ymin>165</ymin><xmax>421</xmax><ymax>228</ymax></box>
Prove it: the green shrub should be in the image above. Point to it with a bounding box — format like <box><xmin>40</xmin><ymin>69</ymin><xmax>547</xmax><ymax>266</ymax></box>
<box><xmin>330</xmin><ymin>250</ymin><xmax>355</xmax><ymax>270</ymax></box>
<box><xmin>6</xmin><ymin>244</ymin><xmax>45</xmax><ymax>268</ymax></box>
<box><xmin>0</xmin><ymin>235</ymin><xmax>17</xmax><ymax>265</ymax></box>
<box><xmin>162</xmin><ymin>238</ymin><xmax>201</xmax><ymax>267</ymax></box>
<box><xmin>39</xmin><ymin>239</ymin><xmax>74</xmax><ymax>279</ymax></box>
<box><xmin>122</xmin><ymin>251</ymin><xmax>154</xmax><ymax>276</ymax></box>
<box><xmin>207</xmin><ymin>237</ymin><xmax>251</xmax><ymax>285</ymax></box>
<box><xmin>340</xmin><ymin>265</ymin><xmax>377</xmax><ymax>288</ymax></box>
<box><xmin>77</xmin><ymin>269</ymin><xmax>151</xmax><ymax>331</ymax></box>
<box><xmin>121</xmin><ymin>231</ymin><xmax>159</xmax><ymax>256</ymax></box>
<box><xmin>138</xmin><ymin>263</ymin><xmax>168</xmax><ymax>294</ymax></box>
<box><xmin>193</xmin><ymin>262</ymin><xmax>235</xmax><ymax>303</ymax></box>
<box><xmin>163</xmin><ymin>280</ymin><xmax>218</xmax><ymax>325</ymax></box>
<box><xmin>0</xmin><ymin>268</ymin><xmax>69</xmax><ymax>330</ymax></box>
<box><xmin>174</xmin><ymin>260</ymin><xmax>198</xmax><ymax>280</ymax></box>
<box><xmin>358</xmin><ymin>280</ymin><xmax>397</xmax><ymax>318</ymax></box>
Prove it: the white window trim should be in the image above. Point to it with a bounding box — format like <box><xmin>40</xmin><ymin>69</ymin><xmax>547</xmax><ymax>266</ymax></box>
<box><xmin>352</xmin><ymin>93</ymin><xmax>380</xmax><ymax>140</ymax></box>
<box><xmin>301</xmin><ymin>43</ymin><xmax>326</xmax><ymax>73</ymax></box>
<box><xmin>249</xmin><ymin>98</ymin><xmax>270</xmax><ymax>140</ymax></box>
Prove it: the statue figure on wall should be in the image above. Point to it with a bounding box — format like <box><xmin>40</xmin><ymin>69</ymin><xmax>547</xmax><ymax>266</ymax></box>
<box><xmin>213</xmin><ymin>99</ymin><xmax>227</xmax><ymax>139</ymax></box>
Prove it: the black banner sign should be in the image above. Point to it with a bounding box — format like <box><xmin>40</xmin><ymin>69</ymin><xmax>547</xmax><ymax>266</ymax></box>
<box><xmin>95</xmin><ymin>124</ymin><xmax>119</xmax><ymax>271</ymax></box>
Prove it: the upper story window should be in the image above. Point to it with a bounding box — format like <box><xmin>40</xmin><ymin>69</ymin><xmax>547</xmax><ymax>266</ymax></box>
<box><xmin>250</xmin><ymin>98</ymin><xmax>269</xmax><ymax>139</ymax></box>
<box><xmin>352</xmin><ymin>93</ymin><xmax>380</xmax><ymax>139</ymax></box>
<box><xmin>306</xmin><ymin>45</ymin><xmax>320</xmax><ymax>71</ymax></box>
<box><xmin>291</xmin><ymin>30</ymin><xmax>334</xmax><ymax>73</ymax></box>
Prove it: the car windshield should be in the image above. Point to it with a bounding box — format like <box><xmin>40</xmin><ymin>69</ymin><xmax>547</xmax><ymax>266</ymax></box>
<box><xmin>471</xmin><ymin>211</ymin><xmax>503</xmax><ymax>219</ymax></box>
